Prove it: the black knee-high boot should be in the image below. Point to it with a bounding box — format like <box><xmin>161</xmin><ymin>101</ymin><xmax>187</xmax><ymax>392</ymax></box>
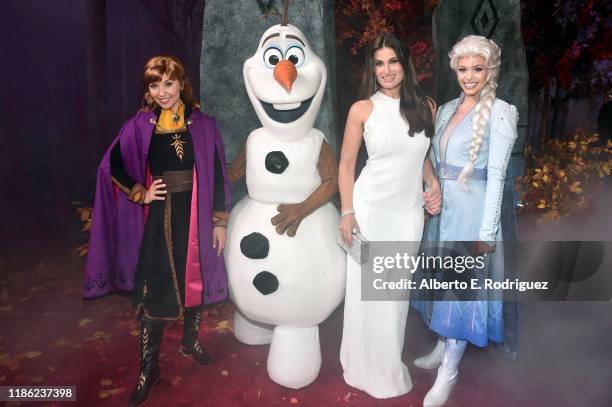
<box><xmin>128</xmin><ymin>316</ymin><xmax>164</xmax><ymax>407</ymax></box>
<box><xmin>179</xmin><ymin>306</ymin><xmax>213</xmax><ymax>365</ymax></box>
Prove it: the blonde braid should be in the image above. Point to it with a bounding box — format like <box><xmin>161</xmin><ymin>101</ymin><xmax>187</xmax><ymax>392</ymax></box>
<box><xmin>449</xmin><ymin>35</ymin><xmax>501</xmax><ymax>191</ymax></box>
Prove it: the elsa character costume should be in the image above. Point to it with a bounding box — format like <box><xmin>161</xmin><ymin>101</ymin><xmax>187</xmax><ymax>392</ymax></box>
<box><xmin>411</xmin><ymin>35</ymin><xmax>519</xmax><ymax>407</ymax></box>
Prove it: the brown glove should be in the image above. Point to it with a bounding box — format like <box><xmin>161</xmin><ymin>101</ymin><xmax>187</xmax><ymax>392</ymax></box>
<box><xmin>228</xmin><ymin>140</ymin><xmax>247</xmax><ymax>183</ymax></box>
<box><xmin>271</xmin><ymin>141</ymin><xmax>338</xmax><ymax>237</ymax></box>
<box><xmin>271</xmin><ymin>202</ymin><xmax>308</xmax><ymax>237</ymax></box>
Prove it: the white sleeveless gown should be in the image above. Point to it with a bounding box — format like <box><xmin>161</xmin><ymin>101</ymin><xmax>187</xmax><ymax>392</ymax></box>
<box><xmin>340</xmin><ymin>91</ymin><xmax>430</xmax><ymax>398</ymax></box>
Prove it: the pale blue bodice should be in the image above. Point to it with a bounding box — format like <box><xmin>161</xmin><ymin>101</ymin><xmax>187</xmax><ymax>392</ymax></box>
<box><xmin>430</xmin><ymin>97</ymin><xmax>518</xmax><ymax>243</ymax></box>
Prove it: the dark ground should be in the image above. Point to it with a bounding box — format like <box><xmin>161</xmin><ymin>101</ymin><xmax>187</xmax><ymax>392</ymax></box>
<box><xmin>1</xmin><ymin>181</ymin><xmax>610</xmax><ymax>406</ymax></box>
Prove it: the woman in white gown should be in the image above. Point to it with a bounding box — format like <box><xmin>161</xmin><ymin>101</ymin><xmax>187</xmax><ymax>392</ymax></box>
<box><xmin>338</xmin><ymin>32</ymin><xmax>441</xmax><ymax>399</ymax></box>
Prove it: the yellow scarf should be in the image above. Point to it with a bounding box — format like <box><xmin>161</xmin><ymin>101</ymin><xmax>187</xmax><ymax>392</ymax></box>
<box><xmin>156</xmin><ymin>103</ymin><xmax>185</xmax><ymax>132</ymax></box>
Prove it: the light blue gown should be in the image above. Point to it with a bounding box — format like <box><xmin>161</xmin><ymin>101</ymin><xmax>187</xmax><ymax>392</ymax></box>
<box><xmin>412</xmin><ymin>95</ymin><xmax>519</xmax><ymax>354</ymax></box>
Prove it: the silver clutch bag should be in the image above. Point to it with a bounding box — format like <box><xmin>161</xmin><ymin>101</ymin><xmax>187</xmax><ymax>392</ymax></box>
<box><xmin>337</xmin><ymin>229</ymin><xmax>370</xmax><ymax>264</ymax></box>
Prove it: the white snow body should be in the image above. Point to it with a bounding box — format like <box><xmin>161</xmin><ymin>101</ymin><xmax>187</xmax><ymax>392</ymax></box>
<box><xmin>225</xmin><ymin>23</ymin><xmax>346</xmax><ymax>390</ymax></box>
<box><xmin>227</xmin><ymin>128</ymin><xmax>345</xmax><ymax>325</ymax></box>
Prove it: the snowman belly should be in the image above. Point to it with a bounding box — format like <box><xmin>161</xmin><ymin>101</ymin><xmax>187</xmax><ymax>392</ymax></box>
<box><xmin>226</xmin><ymin>196</ymin><xmax>346</xmax><ymax>327</ymax></box>
<box><xmin>246</xmin><ymin>129</ymin><xmax>324</xmax><ymax>204</ymax></box>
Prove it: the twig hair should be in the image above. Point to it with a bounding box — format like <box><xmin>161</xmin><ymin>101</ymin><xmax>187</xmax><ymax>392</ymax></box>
<box><xmin>264</xmin><ymin>0</ymin><xmax>290</xmax><ymax>26</ymax></box>
<box><xmin>449</xmin><ymin>35</ymin><xmax>501</xmax><ymax>191</ymax></box>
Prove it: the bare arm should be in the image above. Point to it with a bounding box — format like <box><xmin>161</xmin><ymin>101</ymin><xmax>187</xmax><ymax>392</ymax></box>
<box><xmin>423</xmin><ymin>98</ymin><xmax>439</xmax><ymax>188</ymax></box>
<box><xmin>271</xmin><ymin>141</ymin><xmax>338</xmax><ymax>237</ymax></box>
<box><xmin>338</xmin><ymin>100</ymin><xmax>371</xmax><ymax>245</ymax></box>
<box><xmin>422</xmin><ymin>158</ymin><xmax>437</xmax><ymax>188</ymax></box>
<box><xmin>423</xmin><ymin>97</ymin><xmax>442</xmax><ymax>215</ymax></box>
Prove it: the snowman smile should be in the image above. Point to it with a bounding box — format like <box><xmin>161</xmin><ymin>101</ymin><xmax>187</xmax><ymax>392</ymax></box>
<box><xmin>260</xmin><ymin>96</ymin><xmax>313</xmax><ymax>124</ymax></box>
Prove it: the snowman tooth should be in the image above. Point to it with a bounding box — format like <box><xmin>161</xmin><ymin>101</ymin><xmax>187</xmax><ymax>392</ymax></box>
<box><xmin>272</xmin><ymin>102</ymin><xmax>302</xmax><ymax>111</ymax></box>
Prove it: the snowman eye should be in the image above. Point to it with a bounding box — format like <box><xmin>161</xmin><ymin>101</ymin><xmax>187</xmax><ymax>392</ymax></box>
<box><xmin>285</xmin><ymin>46</ymin><xmax>305</xmax><ymax>66</ymax></box>
<box><xmin>263</xmin><ymin>47</ymin><xmax>283</xmax><ymax>68</ymax></box>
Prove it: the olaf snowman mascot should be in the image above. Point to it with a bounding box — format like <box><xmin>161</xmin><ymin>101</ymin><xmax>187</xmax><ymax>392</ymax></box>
<box><xmin>224</xmin><ymin>7</ymin><xmax>346</xmax><ymax>390</ymax></box>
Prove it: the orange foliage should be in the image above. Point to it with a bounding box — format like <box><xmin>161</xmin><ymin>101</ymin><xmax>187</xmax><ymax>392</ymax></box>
<box><xmin>520</xmin><ymin>131</ymin><xmax>611</xmax><ymax>222</ymax></box>
<box><xmin>335</xmin><ymin>0</ymin><xmax>438</xmax><ymax>84</ymax></box>
<box><xmin>73</xmin><ymin>201</ymin><xmax>93</xmax><ymax>256</ymax></box>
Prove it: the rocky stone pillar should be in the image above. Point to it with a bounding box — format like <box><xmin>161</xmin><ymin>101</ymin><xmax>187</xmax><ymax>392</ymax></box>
<box><xmin>433</xmin><ymin>0</ymin><xmax>527</xmax><ymax>179</ymax></box>
<box><xmin>200</xmin><ymin>0</ymin><xmax>338</xmax><ymax>200</ymax></box>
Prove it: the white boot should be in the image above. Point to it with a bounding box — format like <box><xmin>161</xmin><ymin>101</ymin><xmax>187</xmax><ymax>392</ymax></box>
<box><xmin>414</xmin><ymin>338</ymin><xmax>445</xmax><ymax>369</ymax></box>
<box><xmin>423</xmin><ymin>339</ymin><xmax>467</xmax><ymax>407</ymax></box>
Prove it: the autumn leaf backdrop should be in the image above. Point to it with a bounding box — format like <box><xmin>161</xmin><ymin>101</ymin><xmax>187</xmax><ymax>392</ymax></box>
<box><xmin>334</xmin><ymin>0</ymin><xmax>611</xmax><ymax>222</ymax></box>
<box><xmin>74</xmin><ymin>1</ymin><xmax>610</xmax><ymax>247</ymax></box>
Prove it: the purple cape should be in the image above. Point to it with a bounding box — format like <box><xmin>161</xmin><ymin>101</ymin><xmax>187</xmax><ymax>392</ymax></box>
<box><xmin>83</xmin><ymin>109</ymin><xmax>231</xmax><ymax>305</ymax></box>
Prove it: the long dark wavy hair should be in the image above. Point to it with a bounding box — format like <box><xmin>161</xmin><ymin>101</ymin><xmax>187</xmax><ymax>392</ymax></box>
<box><xmin>359</xmin><ymin>32</ymin><xmax>433</xmax><ymax>137</ymax></box>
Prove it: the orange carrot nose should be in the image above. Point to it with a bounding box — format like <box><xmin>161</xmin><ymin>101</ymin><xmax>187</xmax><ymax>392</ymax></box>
<box><xmin>273</xmin><ymin>60</ymin><xmax>297</xmax><ymax>92</ymax></box>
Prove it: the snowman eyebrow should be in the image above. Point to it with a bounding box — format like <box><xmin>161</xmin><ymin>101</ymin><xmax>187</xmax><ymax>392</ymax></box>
<box><xmin>286</xmin><ymin>35</ymin><xmax>305</xmax><ymax>46</ymax></box>
<box><xmin>262</xmin><ymin>33</ymin><xmax>281</xmax><ymax>47</ymax></box>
